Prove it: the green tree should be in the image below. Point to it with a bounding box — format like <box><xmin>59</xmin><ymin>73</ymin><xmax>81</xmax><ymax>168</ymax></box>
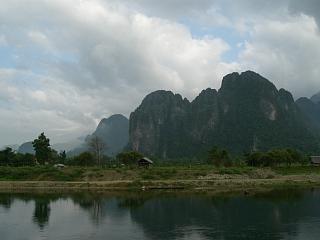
<box><xmin>50</xmin><ymin>149</ymin><xmax>60</xmax><ymax>164</ymax></box>
<box><xmin>87</xmin><ymin>136</ymin><xmax>107</xmax><ymax>166</ymax></box>
<box><xmin>0</xmin><ymin>147</ymin><xmax>15</xmax><ymax>166</ymax></box>
<box><xmin>208</xmin><ymin>147</ymin><xmax>231</xmax><ymax>167</ymax></box>
<box><xmin>285</xmin><ymin>148</ymin><xmax>302</xmax><ymax>166</ymax></box>
<box><xmin>245</xmin><ymin>151</ymin><xmax>263</xmax><ymax>167</ymax></box>
<box><xmin>116</xmin><ymin>151</ymin><xmax>143</xmax><ymax>165</ymax></box>
<box><xmin>22</xmin><ymin>153</ymin><xmax>36</xmax><ymax>166</ymax></box>
<box><xmin>72</xmin><ymin>152</ymin><xmax>95</xmax><ymax>166</ymax></box>
<box><xmin>59</xmin><ymin>151</ymin><xmax>67</xmax><ymax>164</ymax></box>
<box><xmin>11</xmin><ymin>153</ymin><xmax>35</xmax><ymax>166</ymax></box>
<box><xmin>32</xmin><ymin>132</ymin><xmax>51</xmax><ymax>165</ymax></box>
<box><xmin>33</xmin><ymin>199</ymin><xmax>51</xmax><ymax>229</ymax></box>
<box><xmin>245</xmin><ymin>148</ymin><xmax>305</xmax><ymax>167</ymax></box>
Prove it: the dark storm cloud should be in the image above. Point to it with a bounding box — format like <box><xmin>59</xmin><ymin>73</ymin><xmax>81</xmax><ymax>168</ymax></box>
<box><xmin>289</xmin><ymin>0</ymin><xmax>320</xmax><ymax>26</ymax></box>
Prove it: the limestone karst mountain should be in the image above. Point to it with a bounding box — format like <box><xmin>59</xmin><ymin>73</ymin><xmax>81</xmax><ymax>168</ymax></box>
<box><xmin>129</xmin><ymin>71</ymin><xmax>320</xmax><ymax>158</ymax></box>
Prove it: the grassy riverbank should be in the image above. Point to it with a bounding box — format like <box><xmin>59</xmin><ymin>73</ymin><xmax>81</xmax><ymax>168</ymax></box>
<box><xmin>0</xmin><ymin>165</ymin><xmax>308</xmax><ymax>181</ymax></box>
<box><xmin>0</xmin><ymin>165</ymin><xmax>258</xmax><ymax>181</ymax></box>
<box><xmin>1</xmin><ymin>165</ymin><xmax>320</xmax><ymax>193</ymax></box>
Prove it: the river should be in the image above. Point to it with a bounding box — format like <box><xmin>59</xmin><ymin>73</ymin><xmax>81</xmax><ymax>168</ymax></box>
<box><xmin>1</xmin><ymin>189</ymin><xmax>320</xmax><ymax>240</ymax></box>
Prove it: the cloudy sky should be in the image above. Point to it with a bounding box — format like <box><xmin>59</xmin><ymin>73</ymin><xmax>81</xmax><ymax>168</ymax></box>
<box><xmin>1</xmin><ymin>0</ymin><xmax>320</xmax><ymax>147</ymax></box>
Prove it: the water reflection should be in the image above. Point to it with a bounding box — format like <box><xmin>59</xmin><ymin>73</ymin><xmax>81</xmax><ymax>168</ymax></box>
<box><xmin>72</xmin><ymin>194</ymin><xmax>106</xmax><ymax>225</ymax></box>
<box><xmin>33</xmin><ymin>198</ymin><xmax>51</xmax><ymax>229</ymax></box>
<box><xmin>118</xmin><ymin>195</ymin><xmax>150</xmax><ymax>209</ymax></box>
<box><xmin>0</xmin><ymin>189</ymin><xmax>320</xmax><ymax>240</ymax></box>
<box><xmin>0</xmin><ymin>194</ymin><xmax>13</xmax><ymax>209</ymax></box>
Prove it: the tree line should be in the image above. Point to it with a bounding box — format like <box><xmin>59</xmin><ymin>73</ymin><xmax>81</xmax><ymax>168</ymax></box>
<box><xmin>207</xmin><ymin>146</ymin><xmax>310</xmax><ymax>167</ymax></box>
<box><xmin>0</xmin><ymin>132</ymin><xmax>313</xmax><ymax>167</ymax></box>
<box><xmin>0</xmin><ymin>132</ymin><xmax>144</xmax><ymax>167</ymax></box>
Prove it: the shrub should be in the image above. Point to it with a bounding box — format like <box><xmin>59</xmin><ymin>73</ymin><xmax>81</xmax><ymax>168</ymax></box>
<box><xmin>245</xmin><ymin>148</ymin><xmax>305</xmax><ymax>167</ymax></box>
<box><xmin>207</xmin><ymin>147</ymin><xmax>231</xmax><ymax>167</ymax></box>
<box><xmin>71</xmin><ymin>152</ymin><xmax>95</xmax><ymax>166</ymax></box>
<box><xmin>116</xmin><ymin>151</ymin><xmax>143</xmax><ymax>165</ymax></box>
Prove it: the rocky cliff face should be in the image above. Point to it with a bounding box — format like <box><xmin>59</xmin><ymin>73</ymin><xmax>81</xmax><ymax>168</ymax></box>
<box><xmin>215</xmin><ymin>71</ymin><xmax>309</xmax><ymax>153</ymax></box>
<box><xmin>296</xmin><ymin>97</ymin><xmax>320</xmax><ymax>131</ymax></box>
<box><xmin>129</xmin><ymin>71</ymin><xmax>320</xmax><ymax>158</ymax></box>
<box><xmin>129</xmin><ymin>91</ymin><xmax>191</xmax><ymax>158</ymax></box>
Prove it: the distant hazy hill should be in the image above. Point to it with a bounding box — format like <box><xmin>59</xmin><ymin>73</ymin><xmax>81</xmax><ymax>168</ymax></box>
<box><xmin>1</xmin><ymin>144</ymin><xmax>19</xmax><ymax>151</ymax></box>
<box><xmin>52</xmin><ymin>139</ymin><xmax>84</xmax><ymax>152</ymax></box>
<box><xmin>17</xmin><ymin>141</ymin><xmax>35</xmax><ymax>154</ymax></box>
<box><xmin>68</xmin><ymin>114</ymin><xmax>129</xmax><ymax>156</ymax></box>
<box><xmin>17</xmin><ymin>138</ymin><xmax>83</xmax><ymax>154</ymax></box>
<box><xmin>89</xmin><ymin>114</ymin><xmax>129</xmax><ymax>155</ymax></box>
<box><xmin>129</xmin><ymin>71</ymin><xmax>320</xmax><ymax>158</ymax></box>
<box><xmin>311</xmin><ymin>92</ymin><xmax>320</xmax><ymax>104</ymax></box>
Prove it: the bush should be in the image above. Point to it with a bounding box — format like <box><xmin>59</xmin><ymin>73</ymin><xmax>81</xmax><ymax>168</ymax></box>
<box><xmin>116</xmin><ymin>151</ymin><xmax>143</xmax><ymax>165</ymax></box>
<box><xmin>0</xmin><ymin>148</ymin><xmax>36</xmax><ymax>167</ymax></box>
<box><xmin>70</xmin><ymin>152</ymin><xmax>95</xmax><ymax>166</ymax></box>
<box><xmin>11</xmin><ymin>153</ymin><xmax>36</xmax><ymax>166</ymax></box>
<box><xmin>207</xmin><ymin>147</ymin><xmax>231</xmax><ymax>167</ymax></box>
<box><xmin>0</xmin><ymin>148</ymin><xmax>15</xmax><ymax>166</ymax></box>
<box><xmin>245</xmin><ymin>148</ymin><xmax>305</xmax><ymax>167</ymax></box>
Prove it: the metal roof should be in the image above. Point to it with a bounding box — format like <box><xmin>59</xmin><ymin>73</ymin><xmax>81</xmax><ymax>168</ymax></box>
<box><xmin>311</xmin><ymin>156</ymin><xmax>320</xmax><ymax>163</ymax></box>
<box><xmin>139</xmin><ymin>157</ymin><xmax>154</xmax><ymax>164</ymax></box>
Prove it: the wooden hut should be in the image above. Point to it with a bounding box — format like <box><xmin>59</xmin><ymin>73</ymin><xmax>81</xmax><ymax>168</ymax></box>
<box><xmin>53</xmin><ymin>163</ymin><xmax>65</xmax><ymax>169</ymax></box>
<box><xmin>138</xmin><ymin>157</ymin><xmax>153</xmax><ymax>168</ymax></box>
<box><xmin>311</xmin><ymin>156</ymin><xmax>320</xmax><ymax>166</ymax></box>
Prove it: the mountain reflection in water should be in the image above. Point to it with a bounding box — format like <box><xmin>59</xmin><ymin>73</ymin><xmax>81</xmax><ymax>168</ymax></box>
<box><xmin>0</xmin><ymin>189</ymin><xmax>320</xmax><ymax>240</ymax></box>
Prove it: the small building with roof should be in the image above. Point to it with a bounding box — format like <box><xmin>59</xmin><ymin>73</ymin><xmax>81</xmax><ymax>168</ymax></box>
<box><xmin>311</xmin><ymin>156</ymin><xmax>320</xmax><ymax>166</ymax></box>
<box><xmin>138</xmin><ymin>157</ymin><xmax>153</xmax><ymax>168</ymax></box>
<box><xmin>53</xmin><ymin>163</ymin><xmax>66</xmax><ymax>169</ymax></box>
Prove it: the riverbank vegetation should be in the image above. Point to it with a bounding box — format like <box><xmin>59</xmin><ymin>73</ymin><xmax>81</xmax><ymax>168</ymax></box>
<box><xmin>0</xmin><ymin>165</ymin><xmax>320</xmax><ymax>182</ymax></box>
<box><xmin>0</xmin><ymin>146</ymin><xmax>311</xmax><ymax>168</ymax></box>
<box><xmin>0</xmin><ymin>133</ymin><xmax>317</xmax><ymax>183</ymax></box>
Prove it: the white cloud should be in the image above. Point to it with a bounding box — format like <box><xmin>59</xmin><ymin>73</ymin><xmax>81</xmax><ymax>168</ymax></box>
<box><xmin>27</xmin><ymin>31</ymin><xmax>53</xmax><ymax>53</ymax></box>
<box><xmin>0</xmin><ymin>35</ymin><xmax>7</xmax><ymax>46</ymax></box>
<box><xmin>240</xmin><ymin>14</ymin><xmax>320</xmax><ymax>98</ymax></box>
<box><xmin>0</xmin><ymin>68</ymin><xmax>98</xmax><ymax>144</ymax></box>
<box><xmin>0</xmin><ymin>0</ymin><xmax>238</xmax><ymax>146</ymax></box>
<box><xmin>0</xmin><ymin>0</ymin><xmax>320</xmax><ymax>146</ymax></box>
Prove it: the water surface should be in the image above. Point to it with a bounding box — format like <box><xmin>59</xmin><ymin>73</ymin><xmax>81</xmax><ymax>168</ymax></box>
<box><xmin>1</xmin><ymin>189</ymin><xmax>320</xmax><ymax>240</ymax></box>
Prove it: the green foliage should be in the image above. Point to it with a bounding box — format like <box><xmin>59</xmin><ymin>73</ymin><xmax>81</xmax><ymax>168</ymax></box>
<box><xmin>59</xmin><ymin>151</ymin><xmax>67</xmax><ymax>164</ymax></box>
<box><xmin>70</xmin><ymin>152</ymin><xmax>95</xmax><ymax>166</ymax></box>
<box><xmin>87</xmin><ymin>136</ymin><xmax>107</xmax><ymax>165</ymax></box>
<box><xmin>0</xmin><ymin>166</ymin><xmax>84</xmax><ymax>181</ymax></box>
<box><xmin>116</xmin><ymin>151</ymin><xmax>143</xmax><ymax>165</ymax></box>
<box><xmin>207</xmin><ymin>146</ymin><xmax>231</xmax><ymax>167</ymax></box>
<box><xmin>32</xmin><ymin>132</ymin><xmax>51</xmax><ymax>165</ymax></box>
<box><xmin>0</xmin><ymin>147</ymin><xmax>15</xmax><ymax>166</ymax></box>
<box><xmin>0</xmin><ymin>164</ymin><xmax>320</xmax><ymax>182</ymax></box>
<box><xmin>49</xmin><ymin>149</ymin><xmax>69</xmax><ymax>165</ymax></box>
<box><xmin>217</xmin><ymin>167</ymin><xmax>253</xmax><ymax>175</ymax></box>
<box><xmin>140</xmin><ymin>168</ymin><xmax>178</xmax><ymax>180</ymax></box>
<box><xmin>10</xmin><ymin>153</ymin><xmax>35</xmax><ymax>167</ymax></box>
<box><xmin>100</xmin><ymin>155</ymin><xmax>112</xmax><ymax>166</ymax></box>
<box><xmin>245</xmin><ymin>148</ymin><xmax>305</xmax><ymax>167</ymax></box>
<box><xmin>50</xmin><ymin>149</ymin><xmax>60</xmax><ymax>164</ymax></box>
<box><xmin>0</xmin><ymin>148</ymin><xmax>35</xmax><ymax>167</ymax></box>
<box><xmin>274</xmin><ymin>166</ymin><xmax>320</xmax><ymax>175</ymax></box>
